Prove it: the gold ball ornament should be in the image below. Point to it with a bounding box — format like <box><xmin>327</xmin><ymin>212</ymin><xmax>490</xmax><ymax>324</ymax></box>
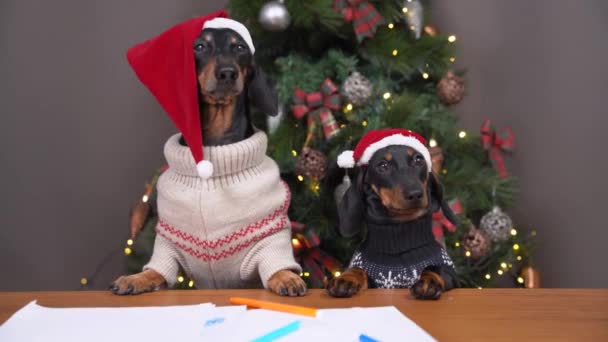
<box><xmin>437</xmin><ymin>71</ymin><xmax>465</xmax><ymax>105</ymax></box>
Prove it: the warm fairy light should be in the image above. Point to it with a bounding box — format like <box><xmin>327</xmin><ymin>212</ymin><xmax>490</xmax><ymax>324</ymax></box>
<box><xmin>454</xmin><ymin>241</ymin><xmax>460</xmax><ymax>247</ymax></box>
<box><xmin>142</xmin><ymin>195</ymin><xmax>149</xmax><ymax>203</ymax></box>
<box><xmin>511</xmin><ymin>228</ymin><xmax>517</xmax><ymax>236</ymax></box>
<box><xmin>345</xmin><ymin>103</ymin><xmax>353</xmax><ymax>111</ymax></box>
<box><xmin>442</xmin><ymin>169</ymin><xmax>447</xmax><ymax>174</ymax></box>
<box><xmin>402</xmin><ymin>7</ymin><xmax>408</xmax><ymax>13</ymax></box>
<box><xmin>291</xmin><ymin>150</ymin><xmax>297</xmax><ymax>157</ymax></box>
<box><xmin>188</xmin><ymin>280</ymin><xmax>194</xmax><ymax>288</ymax></box>
<box><xmin>517</xmin><ymin>256</ymin><xmax>522</xmax><ymax>261</ymax></box>
<box><xmin>485</xmin><ymin>274</ymin><xmax>491</xmax><ymax>280</ymax></box>
<box><xmin>497</xmin><ymin>270</ymin><xmax>504</xmax><ymax>275</ymax></box>
<box><xmin>449</xmin><ymin>57</ymin><xmax>456</xmax><ymax>63</ymax></box>
<box><xmin>517</xmin><ymin>277</ymin><xmax>524</xmax><ymax>284</ymax></box>
<box><xmin>299</xmin><ymin>272</ymin><xmax>304</xmax><ymax>276</ymax></box>
<box><xmin>362</xmin><ymin>120</ymin><xmax>368</xmax><ymax>127</ymax></box>
<box><xmin>334</xmin><ymin>271</ymin><xmax>341</xmax><ymax>277</ymax></box>
<box><xmin>422</xmin><ymin>72</ymin><xmax>429</xmax><ymax>79</ymax></box>
<box><xmin>292</xmin><ymin>238</ymin><xmax>301</xmax><ymax>248</ymax></box>
<box><xmin>531</xmin><ymin>230</ymin><xmax>537</xmax><ymax>236</ymax></box>
<box><xmin>501</xmin><ymin>262</ymin><xmax>508</xmax><ymax>269</ymax></box>
<box><xmin>297</xmin><ymin>175</ymin><xmax>304</xmax><ymax>182</ymax></box>
<box><xmin>465</xmin><ymin>251</ymin><xmax>471</xmax><ymax>257</ymax></box>
<box><xmin>429</xmin><ymin>138</ymin><xmax>438</xmax><ymax>148</ymax></box>
<box><xmin>177</xmin><ymin>276</ymin><xmax>184</xmax><ymax>283</ymax></box>
<box><xmin>124</xmin><ymin>247</ymin><xmax>132</xmax><ymax>255</ymax></box>
<box><xmin>127</xmin><ymin>239</ymin><xmax>133</xmax><ymax>246</ymax></box>
<box><xmin>458</xmin><ymin>131</ymin><xmax>467</xmax><ymax>138</ymax></box>
<box><xmin>410</xmin><ymin>26</ymin><xmax>416</xmax><ymax>31</ymax></box>
<box><xmin>340</xmin><ymin>124</ymin><xmax>346</xmax><ymax>128</ymax></box>
<box><xmin>513</xmin><ymin>244</ymin><xmax>520</xmax><ymax>251</ymax></box>
<box><xmin>448</xmin><ymin>35</ymin><xmax>457</xmax><ymax>43</ymax></box>
<box><xmin>477</xmin><ymin>286</ymin><xmax>483</xmax><ymax>290</ymax></box>
<box><xmin>383</xmin><ymin>92</ymin><xmax>391</xmax><ymax>100</ymax></box>
<box><xmin>303</xmin><ymin>272</ymin><xmax>310</xmax><ymax>277</ymax></box>
<box><xmin>80</xmin><ymin>277</ymin><xmax>88</xmax><ymax>285</ymax></box>
<box><xmin>392</xmin><ymin>49</ymin><xmax>398</xmax><ymax>56</ymax></box>
<box><xmin>388</xmin><ymin>23</ymin><xmax>394</xmax><ymax>29</ymax></box>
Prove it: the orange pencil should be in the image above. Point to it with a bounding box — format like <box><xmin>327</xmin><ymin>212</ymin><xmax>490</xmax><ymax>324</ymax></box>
<box><xmin>229</xmin><ymin>297</ymin><xmax>317</xmax><ymax>317</ymax></box>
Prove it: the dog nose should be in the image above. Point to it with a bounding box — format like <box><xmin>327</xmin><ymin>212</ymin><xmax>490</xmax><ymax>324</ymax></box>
<box><xmin>406</xmin><ymin>190</ymin><xmax>423</xmax><ymax>201</ymax></box>
<box><xmin>216</xmin><ymin>67</ymin><xmax>238</xmax><ymax>82</ymax></box>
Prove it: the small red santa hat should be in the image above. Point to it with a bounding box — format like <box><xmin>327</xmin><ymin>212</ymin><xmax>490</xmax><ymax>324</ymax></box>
<box><xmin>337</xmin><ymin>128</ymin><xmax>432</xmax><ymax>171</ymax></box>
<box><xmin>126</xmin><ymin>10</ymin><xmax>255</xmax><ymax>179</ymax></box>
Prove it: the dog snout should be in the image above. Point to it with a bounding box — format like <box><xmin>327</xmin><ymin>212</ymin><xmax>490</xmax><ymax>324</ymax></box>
<box><xmin>406</xmin><ymin>189</ymin><xmax>423</xmax><ymax>201</ymax></box>
<box><xmin>216</xmin><ymin>66</ymin><xmax>238</xmax><ymax>83</ymax></box>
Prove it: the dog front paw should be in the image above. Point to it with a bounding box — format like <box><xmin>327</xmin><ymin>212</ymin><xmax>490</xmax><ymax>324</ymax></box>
<box><xmin>326</xmin><ymin>268</ymin><xmax>368</xmax><ymax>298</ymax></box>
<box><xmin>411</xmin><ymin>271</ymin><xmax>445</xmax><ymax>300</ymax></box>
<box><xmin>267</xmin><ymin>270</ymin><xmax>307</xmax><ymax>297</ymax></box>
<box><xmin>110</xmin><ymin>270</ymin><xmax>166</xmax><ymax>295</ymax></box>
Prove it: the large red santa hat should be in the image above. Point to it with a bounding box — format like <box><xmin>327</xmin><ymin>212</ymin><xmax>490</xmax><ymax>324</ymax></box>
<box><xmin>337</xmin><ymin>128</ymin><xmax>432</xmax><ymax>171</ymax></box>
<box><xmin>126</xmin><ymin>10</ymin><xmax>255</xmax><ymax>179</ymax></box>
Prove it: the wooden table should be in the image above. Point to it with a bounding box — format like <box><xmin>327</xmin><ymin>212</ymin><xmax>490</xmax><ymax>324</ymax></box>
<box><xmin>1</xmin><ymin>289</ymin><xmax>607</xmax><ymax>341</ymax></box>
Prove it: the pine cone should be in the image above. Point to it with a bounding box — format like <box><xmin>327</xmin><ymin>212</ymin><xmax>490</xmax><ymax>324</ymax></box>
<box><xmin>437</xmin><ymin>71</ymin><xmax>465</xmax><ymax>105</ymax></box>
<box><xmin>295</xmin><ymin>147</ymin><xmax>327</xmax><ymax>181</ymax></box>
<box><xmin>462</xmin><ymin>227</ymin><xmax>491</xmax><ymax>260</ymax></box>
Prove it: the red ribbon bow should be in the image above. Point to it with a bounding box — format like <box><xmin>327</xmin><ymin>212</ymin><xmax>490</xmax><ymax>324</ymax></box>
<box><xmin>333</xmin><ymin>0</ymin><xmax>384</xmax><ymax>42</ymax></box>
<box><xmin>291</xmin><ymin>221</ymin><xmax>342</xmax><ymax>287</ymax></box>
<box><xmin>291</xmin><ymin>78</ymin><xmax>341</xmax><ymax>140</ymax></box>
<box><xmin>480</xmin><ymin>119</ymin><xmax>515</xmax><ymax>178</ymax></box>
<box><xmin>432</xmin><ymin>199</ymin><xmax>462</xmax><ymax>239</ymax></box>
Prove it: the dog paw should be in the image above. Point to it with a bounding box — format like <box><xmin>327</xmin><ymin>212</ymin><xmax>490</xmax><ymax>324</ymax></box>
<box><xmin>410</xmin><ymin>271</ymin><xmax>445</xmax><ymax>300</ymax></box>
<box><xmin>267</xmin><ymin>270</ymin><xmax>307</xmax><ymax>297</ymax></box>
<box><xmin>326</xmin><ymin>268</ymin><xmax>367</xmax><ymax>298</ymax></box>
<box><xmin>110</xmin><ymin>270</ymin><xmax>165</xmax><ymax>295</ymax></box>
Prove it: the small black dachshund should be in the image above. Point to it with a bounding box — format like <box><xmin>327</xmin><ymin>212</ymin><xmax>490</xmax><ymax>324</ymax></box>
<box><xmin>328</xmin><ymin>141</ymin><xmax>459</xmax><ymax>300</ymax></box>
<box><xmin>111</xmin><ymin>17</ymin><xmax>306</xmax><ymax>296</ymax></box>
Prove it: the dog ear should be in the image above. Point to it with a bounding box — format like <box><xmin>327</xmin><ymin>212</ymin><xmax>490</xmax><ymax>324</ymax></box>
<box><xmin>247</xmin><ymin>63</ymin><xmax>279</xmax><ymax>116</ymax></box>
<box><xmin>428</xmin><ymin>172</ymin><xmax>458</xmax><ymax>225</ymax></box>
<box><xmin>336</xmin><ymin>168</ymin><xmax>367</xmax><ymax>238</ymax></box>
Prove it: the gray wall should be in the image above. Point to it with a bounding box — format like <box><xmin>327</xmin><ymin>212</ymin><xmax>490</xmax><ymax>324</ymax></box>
<box><xmin>0</xmin><ymin>0</ymin><xmax>606</xmax><ymax>290</ymax></box>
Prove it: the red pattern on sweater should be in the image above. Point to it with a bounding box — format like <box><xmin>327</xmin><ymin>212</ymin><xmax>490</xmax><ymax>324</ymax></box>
<box><xmin>157</xmin><ymin>216</ymin><xmax>288</xmax><ymax>261</ymax></box>
<box><xmin>157</xmin><ymin>182</ymin><xmax>290</xmax><ymax>250</ymax></box>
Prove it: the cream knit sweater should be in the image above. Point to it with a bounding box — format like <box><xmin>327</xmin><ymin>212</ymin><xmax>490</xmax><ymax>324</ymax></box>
<box><xmin>144</xmin><ymin>131</ymin><xmax>301</xmax><ymax>289</ymax></box>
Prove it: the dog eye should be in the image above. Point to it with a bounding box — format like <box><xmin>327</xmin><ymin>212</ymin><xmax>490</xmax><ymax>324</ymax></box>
<box><xmin>233</xmin><ymin>44</ymin><xmax>247</xmax><ymax>52</ymax></box>
<box><xmin>413</xmin><ymin>155</ymin><xmax>425</xmax><ymax>166</ymax></box>
<box><xmin>376</xmin><ymin>161</ymin><xmax>390</xmax><ymax>173</ymax></box>
<box><xmin>194</xmin><ymin>43</ymin><xmax>208</xmax><ymax>52</ymax></box>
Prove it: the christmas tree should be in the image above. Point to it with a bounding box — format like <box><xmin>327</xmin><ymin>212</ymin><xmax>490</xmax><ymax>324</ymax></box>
<box><xmin>102</xmin><ymin>0</ymin><xmax>538</xmax><ymax>291</ymax></box>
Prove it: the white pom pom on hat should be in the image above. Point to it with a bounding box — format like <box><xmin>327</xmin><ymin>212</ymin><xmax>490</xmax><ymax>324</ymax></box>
<box><xmin>196</xmin><ymin>160</ymin><xmax>214</xmax><ymax>179</ymax></box>
<box><xmin>337</xmin><ymin>128</ymin><xmax>432</xmax><ymax>172</ymax></box>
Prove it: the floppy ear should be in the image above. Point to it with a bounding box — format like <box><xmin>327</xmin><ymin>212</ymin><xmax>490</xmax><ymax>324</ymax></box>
<box><xmin>337</xmin><ymin>168</ymin><xmax>366</xmax><ymax>238</ymax></box>
<box><xmin>428</xmin><ymin>172</ymin><xmax>458</xmax><ymax>225</ymax></box>
<box><xmin>247</xmin><ymin>63</ymin><xmax>278</xmax><ymax>116</ymax></box>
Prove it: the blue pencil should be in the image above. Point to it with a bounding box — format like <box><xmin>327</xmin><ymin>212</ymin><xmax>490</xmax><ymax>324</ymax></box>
<box><xmin>251</xmin><ymin>320</ymin><xmax>301</xmax><ymax>342</ymax></box>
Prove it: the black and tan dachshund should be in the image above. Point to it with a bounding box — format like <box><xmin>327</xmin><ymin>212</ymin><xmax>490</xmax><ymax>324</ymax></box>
<box><xmin>111</xmin><ymin>25</ymin><xmax>306</xmax><ymax>296</ymax></box>
<box><xmin>327</xmin><ymin>145</ymin><xmax>459</xmax><ymax>299</ymax></box>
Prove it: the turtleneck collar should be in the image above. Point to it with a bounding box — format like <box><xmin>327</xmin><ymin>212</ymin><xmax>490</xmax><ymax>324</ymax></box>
<box><xmin>164</xmin><ymin>131</ymin><xmax>268</xmax><ymax>178</ymax></box>
<box><xmin>363</xmin><ymin>213</ymin><xmax>437</xmax><ymax>256</ymax></box>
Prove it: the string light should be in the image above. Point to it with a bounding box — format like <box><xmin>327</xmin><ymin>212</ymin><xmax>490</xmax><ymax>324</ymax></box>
<box><xmin>334</xmin><ymin>271</ymin><xmax>341</xmax><ymax>277</ymax></box>
<box><xmin>422</xmin><ymin>72</ymin><xmax>429</xmax><ymax>79</ymax></box>
<box><xmin>124</xmin><ymin>247</ymin><xmax>132</xmax><ymax>255</ymax></box>
<box><xmin>458</xmin><ymin>131</ymin><xmax>467</xmax><ymax>138</ymax></box>
<box><xmin>345</xmin><ymin>103</ymin><xmax>353</xmax><ymax>112</ymax></box>
<box><xmin>501</xmin><ymin>262</ymin><xmax>508</xmax><ymax>269</ymax></box>
<box><xmin>177</xmin><ymin>276</ymin><xmax>184</xmax><ymax>283</ymax></box>
<box><xmin>454</xmin><ymin>241</ymin><xmax>460</xmax><ymax>247</ymax></box>
<box><xmin>517</xmin><ymin>255</ymin><xmax>522</xmax><ymax>261</ymax></box>
<box><xmin>497</xmin><ymin>270</ymin><xmax>504</xmax><ymax>275</ymax></box>
<box><xmin>442</xmin><ymin>169</ymin><xmax>447</xmax><ymax>175</ymax></box>
<box><xmin>361</xmin><ymin>120</ymin><xmax>368</xmax><ymax>127</ymax></box>
<box><xmin>449</xmin><ymin>57</ymin><xmax>456</xmax><ymax>63</ymax></box>
<box><xmin>127</xmin><ymin>239</ymin><xmax>133</xmax><ymax>246</ymax></box>
<box><xmin>297</xmin><ymin>175</ymin><xmax>304</xmax><ymax>182</ymax></box>
<box><xmin>429</xmin><ymin>139</ymin><xmax>438</xmax><ymax>148</ymax></box>
<box><xmin>188</xmin><ymin>280</ymin><xmax>194</xmax><ymax>288</ymax></box>
<box><xmin>291</xmin><ymin>150</ymin><xmax>297</xmax><ymax>157</ymax></box>
<box><xmin>517</xmin><ymin>277</ymin><xmax>524</xmax><ymax>284</ymax></box>
<box><xmin>387</xmin><ymin>23</ymin><xmax>394</xmax><ymax>29</ymax></box>
<box><xmin>383</xmin><ymin>92</ymin><xmax>391</xmax><ymax>100</ymax></box>
<box><xmin>402</xmin><ymin>7</ymin><xmax>408</xmax><ymax>13</ymax></box>
<box><xmin>392</xmin><ymin>49</ymin><xmax>398</xmax><ymax>56</ymax></box>
<box><xmin>340</xmin><ymin>124</ymin><xmax>346</xmax><ymax>128</ymax></box>
<box><xmin>513</xmin><ymin>243</ymin><xmax>520</xmax><ymax>251</ymax></box>
<box><xmin>410</xmin><ymin>26</ymin><xmax>416</xmax><ymax>31</ymax></box>
<box><xmin>465</xmin><ymin>251</ymin><xmax>471</xmax><ymax>257</ymax></box>
<box><xmin>448</xmin><ymin>35</ymin><xmax>457</xmax><ymax>43</ymax></box>
<box><xmin>80</xmin><ymin>277</ymin><xmax>88</xmax><ymax>286</ymax></box>
<box><xmin>485</xmin><ymin>274</ymin><xmax>491</xmax><ymax>280</ymax></box>
<box><xmin>142</xmin><ymin>195</ymin><xmax>149</xmax><ymax>203</ymax></box>
<box><xmin>291</xmin><ymin>238</ymin><xmax>301</xmax><ymax>248</ymax></box>
<box><xmin>531</xmin><ymin>230</ymin><xmax>537</xmax><ymax>236</ymax></box>
<box><xmin>300</xmin><ymin>272</ymin><xmax>304</xmax><ymax>276</ymax></box>
<box><xmin>303</xmin><ymin>272</ymin><xmax>310</xmax><ymax>277</ymax></box>
<box><xmin>510</xmin><ymin>228</ymin><xmax>517</xmax><ymax>236</ymax></box>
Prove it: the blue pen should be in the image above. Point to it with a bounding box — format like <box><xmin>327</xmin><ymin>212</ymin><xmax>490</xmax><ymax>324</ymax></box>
<box><xmin>359</xmin><ymin>333</ymin><xmax>380</xmax><ymax>342</ymax></box>
<box><xmin>251</xmin><ymin>320</ymin><xmax>301</xmax><ymax>342</ymax></box>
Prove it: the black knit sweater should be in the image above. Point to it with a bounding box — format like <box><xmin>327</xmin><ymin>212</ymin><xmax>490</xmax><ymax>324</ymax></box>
<box><xmin>349</xmin><ymin>213</ymin><xmax>456</xmax><ymax>289</ymax></box>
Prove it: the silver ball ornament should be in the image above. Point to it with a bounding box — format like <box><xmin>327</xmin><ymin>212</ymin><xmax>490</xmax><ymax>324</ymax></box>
<box><xmin>479</xmin><ymin>206</ymin><xmax>513</xmax><ymax>242</ymax></box>
<box><xmin>341</xmin><ymin>71</ymin><xmax>373</xmax><ymax>106</ymax></box>
<box><xmin>259</xmin><ymin>0</ymin><xmax>291</xmax><ymax>32</ymax></box>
